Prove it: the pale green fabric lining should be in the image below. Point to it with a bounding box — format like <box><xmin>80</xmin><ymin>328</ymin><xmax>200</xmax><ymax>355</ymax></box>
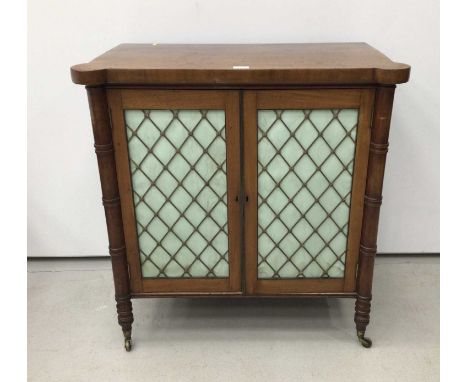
<box><xmin>257</xmin><ymin>109</ymin><xmax>358</xmax><ymax>279</ymax></box>
<box><xmin>124</xmin><ymin>107</ymin><xmax>358</xmax><ymax>281</ymax></box>
<box><xmin>125</xmin><ymin>109</ymin><xmax>229</xmax><ymax>278</ymax></box>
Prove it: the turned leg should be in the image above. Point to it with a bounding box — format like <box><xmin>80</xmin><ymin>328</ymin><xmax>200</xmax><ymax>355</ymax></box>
<box><xmin>116</xmin><ymin>295</ymin><xmax>133</xmax><ymax>351</ymax></box>
<box><xmin>88</xmin><ymin>87</ymin><xmax>134</xmax><ymax>351</ymax></box>
<box><xmin>111</xmin><ymin>245</ymin><xmax>134</xmax><ymax>351</ymax></box>
<box><xmin>354</xmin><ymin>86</ymin><xmax>395</xmax><ymax>348</ymax></box>
<box><xmin>354</xmin><ymin>294</ymin><xmax>372</xmax><ymax>348</ymax></box>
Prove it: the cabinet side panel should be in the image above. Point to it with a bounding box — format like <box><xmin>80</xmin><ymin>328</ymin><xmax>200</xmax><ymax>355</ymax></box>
<box><xmin>108</xmin><ymin>89</ymin><xmax>143</xmax><ymax>292</ymax></box>
<box><xmin>343</xmin><ymin>90</ymin><xmax>374</xmax><ymax>291</ymax></box>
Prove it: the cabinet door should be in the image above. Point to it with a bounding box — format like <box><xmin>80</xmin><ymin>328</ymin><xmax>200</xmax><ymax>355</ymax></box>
<box><xmin>244</xmin><ymin>90</ymin><xmax>374</xmax><ymax>295</ymax></box>
<box><xmin>108</xmin><ymin>90</ymin><xmax>241</xmax><ymax>294</ymax></box>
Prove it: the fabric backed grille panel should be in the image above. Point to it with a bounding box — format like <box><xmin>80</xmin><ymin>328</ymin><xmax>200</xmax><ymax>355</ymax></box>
<box><xmin>257</xmin><ymin>109</ymin><xmax>358</xmax><ymax>279</ymax></box>
<box><xmin>125</xmin><ymin>109</ymin><xmax>229</xmax><ymax>278</ymax></box>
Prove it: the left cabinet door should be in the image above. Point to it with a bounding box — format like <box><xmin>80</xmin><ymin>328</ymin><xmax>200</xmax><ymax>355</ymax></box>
<box><xmin>108</xmin><ymin>90</ymin><xmax>242</xmax><ymax>295</ymax></box>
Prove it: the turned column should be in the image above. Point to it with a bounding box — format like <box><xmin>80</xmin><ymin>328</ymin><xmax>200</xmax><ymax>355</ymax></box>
<box><xmin>86</xmin><ymin>87</ymin><xmax>134</xmax><ymax>351</ymax></box>
<box><xmin>354</xmin><ymin>86</ymin><xmax>395</xmax><ymax>347</ymax></box>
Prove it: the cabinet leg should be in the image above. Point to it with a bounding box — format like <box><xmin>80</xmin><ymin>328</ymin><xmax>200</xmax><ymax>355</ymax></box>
<box><xmin>116</xmin><ymin>296</ymin><xmax>134</xmax><ymax>352</ymax></box>
<box><xmin>353</xmin><ymin>87</ymin><xmax>396</xmax><ymax>349</ymax></box>
<box><xmin>87</xmin><ymin>88</ymin><xmax>135</xmax><ymax>352</ymax></box>
<box><xmin>354</xmin><ymin>295</ymin><xmax>372</xmax><ymax>348</ymax></box>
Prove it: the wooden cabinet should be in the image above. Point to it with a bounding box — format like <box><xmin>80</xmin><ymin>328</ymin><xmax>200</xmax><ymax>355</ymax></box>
<box><xmin>71</xmin><ymin>43</ymin><xmax>410</xmax><ymax>350</ymax></box>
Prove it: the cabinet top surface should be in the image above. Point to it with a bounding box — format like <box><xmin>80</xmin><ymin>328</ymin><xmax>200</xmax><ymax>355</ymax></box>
<box><xmin>71</xmin><ymin>43</ymin><xmax>410</xmax><ymax>86</ymax></box>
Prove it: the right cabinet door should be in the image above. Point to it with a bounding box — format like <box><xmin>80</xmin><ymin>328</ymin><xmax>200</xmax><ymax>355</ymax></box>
<box><xmin>244</xmin><ymin>90</ymin><xmax>374</xmax><ymax>295</ymax></box>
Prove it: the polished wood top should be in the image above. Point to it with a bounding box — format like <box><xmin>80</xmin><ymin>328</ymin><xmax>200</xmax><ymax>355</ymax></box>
<box><xmin>71</xmin><ymin>43</ymin><xmax>410</xmax><ymax>86</ymax></box>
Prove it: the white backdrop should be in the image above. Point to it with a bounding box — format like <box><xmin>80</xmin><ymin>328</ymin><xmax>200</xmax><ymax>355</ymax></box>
<box><xmin>27</xmin><ymin>0</ymin><xmax>439</xmax><ymax>257</ymax></box>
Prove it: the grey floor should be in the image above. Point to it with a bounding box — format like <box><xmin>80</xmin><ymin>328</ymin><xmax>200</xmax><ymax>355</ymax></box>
<box><xmin>28</xmin><ymin>256</ymin><xmax>439</xmax><ymax>382</ymax></box>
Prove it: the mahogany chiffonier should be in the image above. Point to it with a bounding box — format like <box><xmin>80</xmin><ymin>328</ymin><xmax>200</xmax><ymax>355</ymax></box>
<box><xmin>70</xmin><ymin>43</ymin><xmax>410</xmax><ymax>351</ymax></box>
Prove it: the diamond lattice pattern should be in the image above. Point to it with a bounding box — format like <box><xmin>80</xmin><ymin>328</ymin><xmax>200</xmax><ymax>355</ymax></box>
<box><xmin>257</xmin><ymin>109</ymin><xmax>358</xmax><ymax>279</ymax></box>
<box><xmin>125</xmin><ymin>109</ymin><xmax>229</xmax><ymax>278</ymax></box>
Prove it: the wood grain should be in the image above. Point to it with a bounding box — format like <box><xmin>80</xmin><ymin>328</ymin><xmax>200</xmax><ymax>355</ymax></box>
<box><xmin>243</xmin><ymin>89</ymin><xmax>373</xmax><ymax>295</ymax></box>
<box><xmin>343</xmin><ymin>89</ymin><xmax>374</xmax><ymax>292</ymax></box>
<box><xmin>74</xmin><ymin>44</ymin><xmax>409</xmax><ymax>348</ymax></box>
<box><xmin>109</xmin><ymin>89</ymin><xmax>243</xmax><ymax>294</ymax></box>
<box><xmin>71</xmin><ymin>43</ymin><xmax>410</xmax><ymax>86</ymax></box>
<box><xmin>354</xmin><ymin>86</ymin><xmax>395</xmax><ymax>335</ymax></box>
<box><xmin>86</xmin><ymin>87</ymin><xmax>133</xmax><ymax>339</ymax></box>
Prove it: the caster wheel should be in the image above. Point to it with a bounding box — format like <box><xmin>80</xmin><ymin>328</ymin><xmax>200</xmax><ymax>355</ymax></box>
<box><xmin>357</xmin><ymin>331</ymin><xmax>372</xmax><ymax>348</ymax></box>
<box><xmin>125</xmin><ymin>338</ymin><xmax>132</xmax><ymax>352</ymax></box>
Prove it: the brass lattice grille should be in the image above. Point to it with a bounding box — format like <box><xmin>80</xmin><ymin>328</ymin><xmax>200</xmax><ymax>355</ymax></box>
<box><xmin>257</xmin><ymin>109</ymin><xmax>358</xmax><ymax>279</ymax></box>
<box><xmin>125</xmin><ymin>109</ymin><xmax>229</xmax><ymax>278</ymax></box>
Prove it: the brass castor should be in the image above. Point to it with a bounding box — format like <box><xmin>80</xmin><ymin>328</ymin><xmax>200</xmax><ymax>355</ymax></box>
<box><xmin>357</xmin><ymin>331</ymin><xmax>372</xmax><ymax>348</ymax></box>
<box><xmin>123</xmin><ymin>329</ymin><xmax>132</xmax><ymax>352</ymax></box>
<box><xmin>125</xmin><ymin>338</ymin><xmax>132</xmax><ymax>352</ymax></box>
